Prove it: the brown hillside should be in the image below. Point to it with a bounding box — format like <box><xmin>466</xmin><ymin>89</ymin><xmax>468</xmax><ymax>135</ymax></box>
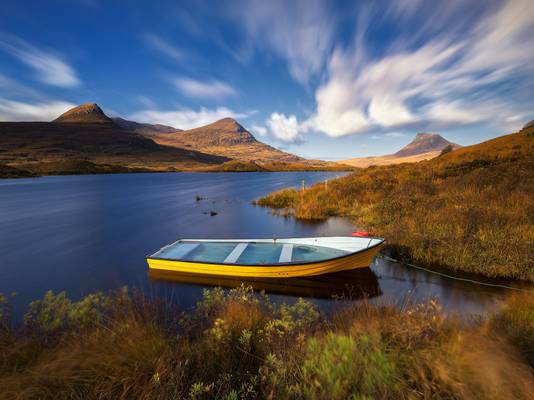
<box><xmin>112</xmin><ymin>117</ymin><xmax>181</xmax><ymax>136</ymax></box>
<box><xmin>342</xmin><ymin>133</ymin><xmax>462</xmax><ymax>167</ymax></box>
<box><xmin>0</xmin><ymin>102</ymin><xmax>231</xmax><ymax>176</ymax></box>
<box><xmin>54</xmin><ymin>103</ymin><xmax>113</xmax><ymax>124</ymax></box>
<box><xmin>150</xmin><ymin>118</ymin><xmax>306</xmax><ymax>164</ymax></box>
<box><xmin>259</xmin><ymin>125</ymin><xmax>534</xmax><ymax>281</ymax></box>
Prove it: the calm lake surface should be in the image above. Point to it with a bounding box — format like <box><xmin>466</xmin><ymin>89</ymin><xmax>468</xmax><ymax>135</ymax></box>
<box><xmin>0</xmin><ymin>172</ymin><xmax>511</xmax><ymax>319</ymax></box>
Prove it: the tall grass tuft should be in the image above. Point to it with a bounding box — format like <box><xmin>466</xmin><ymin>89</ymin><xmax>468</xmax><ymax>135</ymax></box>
<box><xmin>1</xmin><ymin>287</ymin><xmax>533</xmax><ymax>399</ymax></box>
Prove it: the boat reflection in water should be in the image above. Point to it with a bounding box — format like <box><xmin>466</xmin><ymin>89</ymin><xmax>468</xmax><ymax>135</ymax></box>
<box><xmin>148</xmin><ymin>267</ymin><xmax>381</xmax><ymax>300</ymax></box>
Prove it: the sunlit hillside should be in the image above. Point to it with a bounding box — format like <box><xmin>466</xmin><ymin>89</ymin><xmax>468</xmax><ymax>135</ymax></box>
<box><xmin>258</xmin><ymin>126</ymin><xmax>534</xmax><ymax>281</ymax></box>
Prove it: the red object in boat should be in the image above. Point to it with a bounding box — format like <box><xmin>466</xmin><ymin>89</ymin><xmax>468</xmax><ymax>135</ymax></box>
<box><xmin>351</xmin><ymin>231</ymin><xmax>370</xmax><ymax>237</ymax></box>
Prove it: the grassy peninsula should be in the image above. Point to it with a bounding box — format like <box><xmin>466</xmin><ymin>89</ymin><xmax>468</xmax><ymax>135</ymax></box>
<box><xmin>257</xmin><ymin>127</ymin><xmax>534</xmax><ymax>281</ymax></box>
<box><xmin>1</xmin><ymin>287</ymin><xmax>533</xmax><ymax>399</ymax></box>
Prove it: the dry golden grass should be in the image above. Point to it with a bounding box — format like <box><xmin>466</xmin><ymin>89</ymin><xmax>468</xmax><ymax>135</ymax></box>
<box><xmin>1</xmin><ymin>288</ymin><xmax>533</xmax><ymax>399</ymax></box>
<box><xmin>341</xmin><ymin>150</ymin><xmax>441</xmax><ymax>168</ymax></box>
<box><xmin>258</xmin><ymin>127</ymin><xmax>534</xmax><ymax>281</ymax></box>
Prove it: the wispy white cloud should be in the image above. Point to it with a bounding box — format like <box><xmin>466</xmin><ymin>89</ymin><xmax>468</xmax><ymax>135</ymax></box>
<box><xmin>128</xmin><ymin>106</ymin><xmax>252</xmax><ymax>130</ymax></box>
<box><xmin>227</xmin><ymin>0</ymin><xmax>532</xmax><ymax>138</ymax></box>
<box><xmin>385</xmin><ymin>132</ymin><xmax>406</xmax><ymax>138</ymax></box>
<box><xmin>0</xmin><ymin>73</ymin><xmax>45</xmax><ymax>99</ymax></box>
<box><xmin>172</xmin><ymin>77</ymin><xmax>237</xmax><ymax>100</ymax></box>
<box><xmin>143</xmin><ymin>33</ymin><xmax>186</xmax><ymax>61</ymax></box>
<box><xmin>230</xmin><ymin>0</ymin><xmax>335</xmax><ymax>84</ymax></box>
<box><xmin>0</xmin><ymin>98</ymin><xmax>76</xmax><ymax>121</ymax></box>
<box><xmin>251</xmin><ymin>124</ymin><xmax>267</xmax><ymax>137</ymax></box>
<box><xmin>0</xmin><ymin>35</ymin><xmax>80</xmax><ymax>88</ymax></box>
<box><xmin>136</xmin><ymin>95</ymin><xmax>156</xmax><ymax>108</ymax></box>
<box><xmin>305</xmin><ymin>0</ymin><xmax>534</xmax><ymax>137</ymax></box>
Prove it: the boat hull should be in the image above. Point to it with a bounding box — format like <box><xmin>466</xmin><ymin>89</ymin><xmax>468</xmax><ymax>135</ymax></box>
<box><xmin>147</xmin><ymin>242</ymin><xmax>383</xmax><ymax>278</ymax></box>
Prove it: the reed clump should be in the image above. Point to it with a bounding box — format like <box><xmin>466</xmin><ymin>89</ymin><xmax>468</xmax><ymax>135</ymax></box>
<box><xmin>257</xmin><ymin>128</ymin><xmax>534</xmax><ymax>281</ymax></box>
<box><xmin>1</xmin><ymin>287</ymin><xmax>533</xmax><ymax>399</ymax></box>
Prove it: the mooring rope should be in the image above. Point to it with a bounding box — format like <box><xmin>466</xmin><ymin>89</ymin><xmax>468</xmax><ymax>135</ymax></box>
<box><xmin>378</xmin><ymin>255</ymin><xmax>533</xmax><ymax>293</ymax></box>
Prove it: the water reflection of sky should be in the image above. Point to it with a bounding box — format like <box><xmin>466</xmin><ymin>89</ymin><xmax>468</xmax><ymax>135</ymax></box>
<box><xmin>0</xmin><ymin>172</ymin><xmax>520</xmax><ymax>320</ymax></box>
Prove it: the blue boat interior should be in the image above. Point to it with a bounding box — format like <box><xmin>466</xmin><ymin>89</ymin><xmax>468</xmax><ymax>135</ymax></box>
<box><xmin>152</xmin><ymin>241</ymin><xmax>351</xmax><ymax>265</ymax></box>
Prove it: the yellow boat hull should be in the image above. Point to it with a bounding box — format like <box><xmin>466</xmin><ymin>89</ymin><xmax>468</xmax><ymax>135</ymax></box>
<box><xmin>147</xmin><ymin>242</ymin><xmax>383</xmax><ymax>278</ymax></box>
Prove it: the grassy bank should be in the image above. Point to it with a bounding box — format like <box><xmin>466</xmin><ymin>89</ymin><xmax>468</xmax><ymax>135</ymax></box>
<box><xmin>257</xmin><ymin>127</ymin><xmax>534</xmax><ymax>281</ymax></box>
<box><xmin>0</xmin><ymin>160</ymin><xmax>352</xmax><ymax>178</ymax></box>
<box><xmin>0</xmin><ymin>288</ymin><xmax>533</xmax><ymax>399</ymax></box>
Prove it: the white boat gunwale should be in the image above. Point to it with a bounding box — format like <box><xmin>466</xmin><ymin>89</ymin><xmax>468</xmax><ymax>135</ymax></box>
<box><xmin>146</xmin><ymin>236</ymin><xmax>385</xmax><ymax>267</ymax></box>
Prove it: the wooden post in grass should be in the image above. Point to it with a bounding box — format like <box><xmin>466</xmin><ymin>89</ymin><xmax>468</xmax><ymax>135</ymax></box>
<box><xmin>301</xmin><ymin>180</ymin><xmax>305</xmax><ymax>191</ymax></box>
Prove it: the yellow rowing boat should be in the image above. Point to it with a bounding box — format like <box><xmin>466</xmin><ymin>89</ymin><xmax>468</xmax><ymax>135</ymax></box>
<box><xmin>146</xmin><ymin>236</ymin><xmax>384</xmax><ymax>278</ymax></box>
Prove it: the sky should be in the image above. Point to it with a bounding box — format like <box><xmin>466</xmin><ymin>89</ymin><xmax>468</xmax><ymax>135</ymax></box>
<box><xmin>0</xmin><ymin>0</ymin><xmax>533</xmax><ymax>160</ymax></box>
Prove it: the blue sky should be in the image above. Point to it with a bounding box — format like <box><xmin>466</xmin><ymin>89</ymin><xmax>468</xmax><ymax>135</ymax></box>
<box><xmin>1</xmin><ymin>0</ymin><xmax>533</xmax><ymax>159</ymax></box>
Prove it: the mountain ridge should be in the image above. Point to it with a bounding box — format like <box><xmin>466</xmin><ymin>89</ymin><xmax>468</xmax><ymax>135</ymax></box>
<box><xmin>394</xmin><ymin>133</ymin><xmax>461</xmax><ymax>157</ymax></box>
<box><xmin>112</xmin><ymin>117</ymin><xmax>182</xmax><ymax>136</ymax></box>
<box><xmin>146</xmin><ymin>117</ymin><xmax>308</xmax><ymax>164</ymax></box>
<box><xmin>341</xmin><ymin>133</ymin><xmax>462</xmax><ymax>168</ymax></box>
<box><xmin>0</xmin><ymin>103</ymin><xmax>343</xmax><ymax>177</ymax></box>
<box><xmin>54</xmin><ymin>103</ymin><xmax>114</xmax><ymax>124</ymax></box>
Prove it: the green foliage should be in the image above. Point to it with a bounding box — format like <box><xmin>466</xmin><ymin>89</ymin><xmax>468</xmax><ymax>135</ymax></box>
<box><xmin>301</xmin><ymin>333</ymin><xmax>399</xmax><ymax>399</ymax></box>
<box><xmin>23</xmin><ymin>288</ymin><xmax>127</xmax><ymax>334</ymax></box>
<box><xmin>1</xmin><ymin>288</ymin><xmax>534</xmax><ymax>399</ymax></box>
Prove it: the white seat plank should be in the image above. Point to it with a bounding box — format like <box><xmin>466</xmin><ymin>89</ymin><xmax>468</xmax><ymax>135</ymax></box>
<box><xmin>279</xmin><ymin>244</ymin><xmax>293</xmax><ymax>263</ymax></box>
<box><xmin>224</xmin><ymin>242</ymin><xmax>248</xmax><ymax>263</ymax></box>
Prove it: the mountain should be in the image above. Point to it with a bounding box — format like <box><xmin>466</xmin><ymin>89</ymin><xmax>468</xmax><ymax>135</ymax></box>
<box><xmin>341</xmin><ymin>133</ymin><xmax>462</xmax><ymax>168</ymax></box>
<box><xmin>147</xmin><ymin>118</ymin><xmax>306</xmax><ymax>164</ymax></box>
<box><xmin>394</xmin><ymin>133</ymin><xmax>461</xmax><ymax>157</ymax></box>
<box><xmin>54</xmin><ymin>103</ymin><xmax>114</xmax><ymax>124</ymax></box>
<box><xmin>112</xmin><ymin>117</ymin><xmax>181</xmax><ymax>136</ymax></box>
<box><xmin>0</xmin><ymin>103</ymin><xmax>228</xmax><ymax>176</ymax></box>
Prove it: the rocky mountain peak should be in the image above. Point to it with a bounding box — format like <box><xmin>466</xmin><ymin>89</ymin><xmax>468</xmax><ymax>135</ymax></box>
<box><xmin>394</xmin><ymin>133</ymin><xmax>461</xmax><ymax>157</ymax></box>
<box><xmin>54</xmin><ymin>103</ymin><xmax>113</xmax><ymax>123</ymax></box>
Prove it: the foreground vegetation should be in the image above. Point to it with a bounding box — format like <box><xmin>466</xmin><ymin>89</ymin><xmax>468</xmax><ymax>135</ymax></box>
<box><xmin>257</xmin><ymin>127</ymin><xmax>534</xmax><ymax>281</ymax></box>
<box><xmin>0</xmin><ymin>287</ymin><xmax>533</xmax><ymax>399</ymax></box>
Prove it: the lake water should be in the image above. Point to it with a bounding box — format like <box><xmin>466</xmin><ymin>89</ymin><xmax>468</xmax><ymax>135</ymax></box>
<box><xmin>0</xmin><ymin>172</ymin><xmax>511</xmax><ymax>319</ymax></box>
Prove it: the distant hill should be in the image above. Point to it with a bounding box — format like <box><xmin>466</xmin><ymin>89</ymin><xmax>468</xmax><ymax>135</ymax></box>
<box><xmin>112</xmin><ymin>117</ymin><xmax>181</xmax><ymax>136</ymax></box>
<box><xmin>341</xmin><ymin>133</ymin><xmax>461</xmax><ymax>168</ymax></box>
<box><xmin>54</xmin><ymin>103</ymin><xmax>113</xmax><ymax>124</ymax></box>
<box><xmin>0</xmin><ymin>103</ymin><xmax>345</xmax><ymax>177</ymax></box>
<box><xmin>394</xmin><ymin>133</ymin><xmax>461</xmax><ymax>157</ymax></box>
<box><xmin>147</xmin><ymin>117</ymin><xmax>307</xmax><ymax>164</ymax></box>
<box><xmin>0</xmin><ymin>103</ymin><xmax>228</xmax><ymax>176</ymax></box>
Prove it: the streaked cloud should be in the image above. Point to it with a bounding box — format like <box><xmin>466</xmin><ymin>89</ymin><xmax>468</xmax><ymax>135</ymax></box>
<box><xmin>143</xmin><ymin>33</ymin><xmax>186</xmax><ymax>61</ymax></box>
<box><xmin>230</xmin><ymin>0</ymin><xmax>335</xmax><ymax>84</ymax></box>
<box><xmin>128</xmin><ymin>106</ymin><xmax>251</xmax><ymax>130</ymax></box>
<box><xmin>0</xmin><ymin>98</ymin><xmax>76</xmax><ymax>121</ymax></box>
<box><xmin>173</xmin><ymin>77</ymin><xmax>237</xmax><ymax>100</ymax></box>
<box><xmin>0</xmin><ymin>35</ymin><xmax>80</xmax><ymax>88</ymax></box>
<box><xmin>385</xmin><ymin>132</ymin><xmax>406</xmax><ymax>138</ymax></box>
<box><xmin>304</xmin><ymin>0</ymin><xmax>534</xmax><ymax>137</ymax></box>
